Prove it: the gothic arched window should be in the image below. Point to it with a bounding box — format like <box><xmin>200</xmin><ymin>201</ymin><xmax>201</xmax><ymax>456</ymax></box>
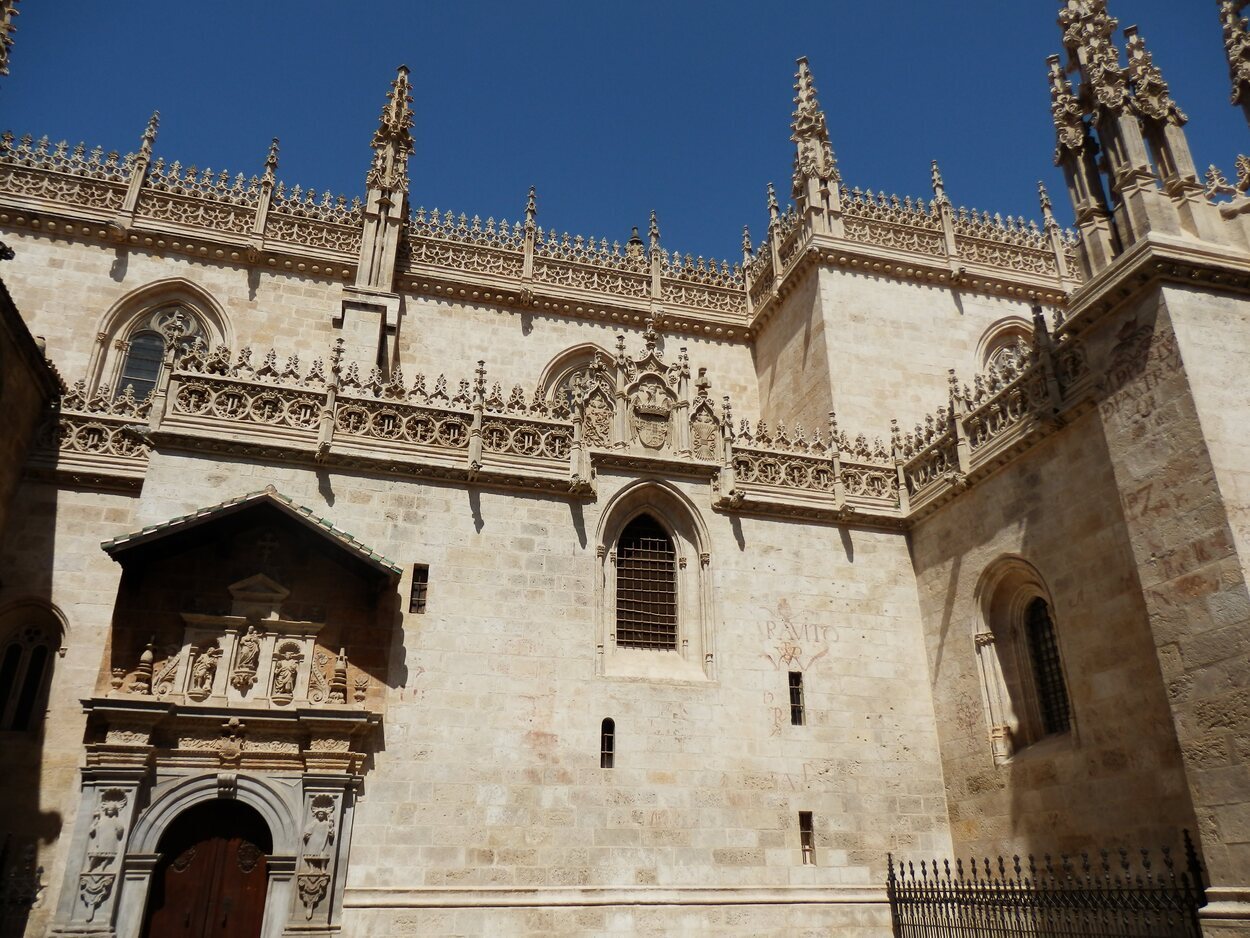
<box><xmin>974</xmin><ymin>559</ymin><xmax>1074</xmax><ymax>763</ymax></box>
<box><xmin>0</xmin><ymin>620</ymin><xmax>59</xmax><ymax>732</ymax></box>
<box><xmin>615</xmin><ymin>514</ymin><xmax>678</xmax><ymax>650</ymax></box>
<box><xmin>116</xmin><ymin>330</ymin><xmax>166</xmax><ymax>402</ymax></box>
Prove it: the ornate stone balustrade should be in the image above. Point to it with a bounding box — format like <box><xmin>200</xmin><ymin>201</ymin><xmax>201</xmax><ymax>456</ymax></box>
<box><xmin>26</xmin><ymin>379</ymin><xmax>151</xmax><ymax>486</ymax></box>
<box><xmin>2</xmin><ymin>124</ymin><xmax>1081</xmax><ymax>330</ymax></box>
<box><xmin>897</xmin><ymin>322</ymin><xmax>1093</xmax><ymax>517</ymax></box>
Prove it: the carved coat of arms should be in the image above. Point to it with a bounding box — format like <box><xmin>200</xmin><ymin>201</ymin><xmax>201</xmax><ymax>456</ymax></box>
<box><xmin>630</xmin><ymin>381</ymin><xmax>673</xmax><ymax>450</ymax></box>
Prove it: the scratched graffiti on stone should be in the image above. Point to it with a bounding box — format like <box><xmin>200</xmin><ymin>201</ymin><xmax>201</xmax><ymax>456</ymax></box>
<box><xmin>759</xmin><ymin>598</ymin><xmax>837</xmax><ymax>670</ymax></box>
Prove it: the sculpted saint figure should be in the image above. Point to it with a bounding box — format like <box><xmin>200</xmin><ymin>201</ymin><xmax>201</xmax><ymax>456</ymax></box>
<box><xmin>236</xmin><ymin>626</ymin><xmax>261</xmax><ymax>672</ymax></box>
<box><xmin>302</xmin><ymin>802</ymin><xmax>336</xmax><ymax>860</ymax></box>
<box><xmin>191</xmin><ymin>646</ymin><xmax>221</xmax><ymax>693</ymax></box>
<box><xmin>272</xmin><ymin>653</ymin><xmax>299</xmax><ymax>696</ymax></box>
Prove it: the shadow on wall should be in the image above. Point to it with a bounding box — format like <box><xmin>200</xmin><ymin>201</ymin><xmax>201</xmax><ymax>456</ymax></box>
<box><xmin>0</xmin><ymin>481</ymin><xmax>65</xmax><ymax>937</ymax></box>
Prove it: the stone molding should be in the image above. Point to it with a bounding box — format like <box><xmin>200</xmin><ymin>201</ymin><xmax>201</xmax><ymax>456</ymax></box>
<box><xmin>343</xmin><ymin>883</ymin><xmax>888</xmax><ymax>909</ymax></box>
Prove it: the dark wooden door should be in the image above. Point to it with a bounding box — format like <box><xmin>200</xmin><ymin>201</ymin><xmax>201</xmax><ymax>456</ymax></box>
<box><xmin>141</xmin><ymin>800</ymin><xmax>271</xmax><ymax>938</ymax></box>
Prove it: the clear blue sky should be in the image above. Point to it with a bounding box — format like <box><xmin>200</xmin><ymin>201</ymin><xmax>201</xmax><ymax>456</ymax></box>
<box><xmin>2</xmin><ymin>2</ymin><xmax>1246</xmax><ymax>262</ymax></box>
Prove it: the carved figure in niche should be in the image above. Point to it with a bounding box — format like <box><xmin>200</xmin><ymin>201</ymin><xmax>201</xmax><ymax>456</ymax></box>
<box><xmin>298</xmin><ymin>795</ymin><xmax>336</xmax><ymax>920</ymax></box>
<box><xmin>302</xmin><ymin>795</ymin><xmax>336</xmax><ymax>860</ymax></box>
<box><xmin>86</xmin><ymin>790</ymin><xmax>126</xmax><ymax>861</ymax></box>
<box><xmin>231</xmin><ymin>626</ymin><xmax>262</xmax><ymax>692</ymax></box>
<box><xmin>79</xmin><ymin>789</ymin><xmax>126</xmax><ymax>923</ymax></box>
<box><xmin>189</xmin><ymin>644</ymin><xmax>222</xmax><ymax>697</ymax></box>
<box><xmin>271</xmin><ymin>645</ymin><xmax>302</xmax><ymax>701</ymax></box>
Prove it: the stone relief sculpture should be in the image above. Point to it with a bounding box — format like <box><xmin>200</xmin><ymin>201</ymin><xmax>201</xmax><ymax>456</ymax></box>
<box><xmin>78</xmin><ymin>789</ymin><xmax>126</xmax><ymax>923</ymax></box>
<box><xmin>231</xmin><ymin>625</ymin><xmax>262</xmax><ymax>692</ymax></box>
<box><xmin>270</xmin><ymin>643</ymin><xmax>302</xmax><ymax>704</ymax></box>
<box><xmin>297</xmin><ymin>794</ymin><xmax>336</xmax><ymax>920</ymax></box>
<box><xmin>188</xmin><ymin>643</ymin><xmax>222</xmax><ymax>699</ymax></box>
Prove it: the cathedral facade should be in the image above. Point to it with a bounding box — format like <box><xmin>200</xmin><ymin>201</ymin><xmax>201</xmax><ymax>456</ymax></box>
<box><xmin>1</xmin><ymin>2</ymin><xmax>1250</xmax><ymax>936</ymax></box>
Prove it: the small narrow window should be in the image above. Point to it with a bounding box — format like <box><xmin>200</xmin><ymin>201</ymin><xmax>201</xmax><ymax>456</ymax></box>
<box><xmin>409</xmin><ymin>564</ymin><xmax>429</xmax><ymax>614</ymax></box>
<box><xmin>788</xmin><ymin>671</ymin><xmax>805</xmax><ymax>725</ymax></box>
<box><xmin>1025</xmin><ymin>598</ymin><xmax>1070</xmax><ymax>735</ymax></box>
<box><xmin>116</xmin><ymin>331</ymin><xmax>166</xmax><ymax>402</ymax></box>
<box><xmin>799</xmin><ymin>811</ymin><xmax>815</xmax><ymax>865</ymax></box>
<box><xmin>600</xmin><ymin>718</ymin><xmax>615</xmax><ymax>769</ymax></box>
<box><xmin>11</xmin><ymin>645</ymin><xmax>48</xmax><ymax>732</ymax></box>
<box><xmin>0</xmin><ymin>643</ymin><xmax>21</xmax><ymax>721</ymax></box>
<box><xmin>615</xmin><ymin>515</ymin><xmax>678</xmax><ymax>649</ymax></box>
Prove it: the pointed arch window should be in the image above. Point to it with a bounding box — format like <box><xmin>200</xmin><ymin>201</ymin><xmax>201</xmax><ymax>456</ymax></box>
<box><xmin>0</xmin><ymin>621</ymin><xmax>58</xmax><ymax>732</ymax></box>
<box><xmin>99</xmin><ymin>304</ymin><xmax>206</xmax><ymax>402</ymax></box>
<box><xmin>615</xmin><ymin>515</ymin><xmax>678</xmax><ymax>650</ymax></box>
<box><xmin>975</xmin><ymin>559</ymin><xmax>1074</xmax><ymax>763</ymax></box>
<box><xmin>116</xmin><ymin>331</ymin><xmax>165</xmax><ymax>402</ymax></box>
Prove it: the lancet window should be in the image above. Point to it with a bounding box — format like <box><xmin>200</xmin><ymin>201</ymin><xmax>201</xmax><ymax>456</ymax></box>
<box><xmin>974</xmin><ymin>558</ymin><xmax>1074</xmax><ymax>763</ymax></box>
<box><xmin>112</xmin><ymin>306</ymin><xmax>203</xmax><ymax>401</ymax></box>
<box><xmin>0</xmin><ymin>614</ymin><xmax>60</xmax><ymax>732</ymax></box>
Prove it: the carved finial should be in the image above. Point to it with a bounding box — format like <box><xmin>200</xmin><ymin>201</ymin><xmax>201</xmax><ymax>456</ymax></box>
<box><xmin>139</xmin><ymin>110</ymin><xmax>160</xmax><ymax>161</ymax></box>
<box><xmin>930</xmin><ymin>160</ymin><xmax>949</xmax><ymax>205</ymax></box>
<box><xmin>474</xmin><ymin>360</ymin><xmax>487</xmax><ymax>396</ymax></box>
<box><xmin>1222</xmin><ymin>0</ymin><xmax>1250</xmax><ymax>111</ymax></box>
<box><xmin>367</xmin><ymin>64</ymin><xmax>415</xmax><ymax>192</ymax></box>
<box><xmin>263</xmin><ymin>137</ymin><xmax>280</xmax><ymax>181</ymax></box>
<box><xmin>1058</xmin><ymin>0</ymin><xmax>1130</xmax><ymax>117</ymax></box>
<box><xmin>741</xmin><ymin>225</ymin><xmax>753</xmax><ymax>263</ymax></box>
<box><xmin>1038</xmin><ymin>181</ymin><xmax>1060</xmax><ymax>230</ymax></box>
<box><xmin>525</xmin><ymin>185</ymin><xmax>537</xmax><ymax>228</ymax></box>
<box><xmin>828</xmin><ymin>410</ymin><xmax>839</xmax><ymax>443</ymax></box>
<box><xmin>791</xmin><ymin>56</ymin><xmax>839</xmax><ymax>201</ymax></box>
<box><xmin>1048</xmin><ymin>55</ymin><xmax>1086</xmax><ymax>161</ymax></box>
<box><xmin>1124</xmin><ymin>26</ymin><xmax>1187</xmax><ymax>125</ymax></box>
<box><xmin>648</xmin><ymin>210</ymin><xmax>660</xmax><ymax>251</ymax></box>
<box><xmin>766</xmin><ymin>182</ymin><xmax>780</xmax><ymax>224</ymax></box>
<box><xmin>626</xmin><ymin>226</ymin><xmax>644</xmax><ymax>257</ymax></box>
<box><xmin>0</xmin><ymin>0</ymin><xmax>18</xmax><ymax>79</ymax></box>
<box><xmin>644</xmin><ymin>310</ymin><xmax>660</xmax><ymax>351</ymax></box>
<box><xmin>721</xmin><ymin>394</ymin><xmax>733</xmax><ymax>427</ymax></box>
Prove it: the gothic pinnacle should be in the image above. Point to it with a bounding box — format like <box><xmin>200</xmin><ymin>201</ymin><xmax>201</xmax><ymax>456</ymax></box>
<box><xmin>525</xmin><ymin>185</ymin><xmax>537</xmax><ymax>227</ymax></box>
<box><xmin>139</xmin><ymin>110</ymin><xmax>160</xmax><ymax>161</ymax></box>
<box><xmin>0</xmin><ymin>0</ymin><xmax>19</xmax><ymax>79</ymax></box>
<box><xmin>930</xmin><ymin>160</ymin><xmax>948</xmax><ymax>205</ymax></box>
<box><xmin>1221</xmin><ymin>0</ymin><xmax>1250</xmax><ymax>115</ymax></box>
<box><xmin>263</xmin><ymin>138</ymin><xmax>280</xmax><ymax>179</ymax></box>
<box><xmin>766</xmin><ymin>183</ymin><xmax>779</xmax><ymax>224</ymax></box>
<box><xmin>790</xmin><ymin>56</ymin><xmax>839</xmax><ymax>200</ymax></box>
<box><xmin>367</xmin><ymin>65</ymin><xmax>415</xmax><ymax>193</ymax></box>
<box><xmin>648</xmin><ymin>210</ymin><xmax>660</xmax><ymax>251</ymax></box>
<box><xmin>741</xmin><ymin>225</ymin><xmax>752</xmax><ymax>263</ymax></box>
<box><xmin>1124</xmin><ymin>26</ymin><xmax>1187</xmax><ymax>125</ymax></box>
<box><xmin>1038</xmin><ymin>181</ymin><xmax>1059</xmax><ymax>230</ymax></box>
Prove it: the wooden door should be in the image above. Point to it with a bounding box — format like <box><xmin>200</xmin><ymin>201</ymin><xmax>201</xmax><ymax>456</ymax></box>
<box><xmin>141</xmin><ymin>800</ymin><xmax>272</xmax><ymax>938</ymax></box>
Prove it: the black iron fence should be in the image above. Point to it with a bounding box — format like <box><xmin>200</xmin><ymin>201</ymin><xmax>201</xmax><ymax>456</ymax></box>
<box><xmin>887</xmin><ymin>835</ymin><xmax>1205</xmax><ymax>938</ymax></box>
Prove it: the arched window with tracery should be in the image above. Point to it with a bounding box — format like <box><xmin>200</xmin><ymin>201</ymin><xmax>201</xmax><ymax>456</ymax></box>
<box><xmin>596</xmin><ymin>482</ymin><xmax>714</xmax><ymax>681</ymax></box>
<box><xmin>112</xmin><ymin>307</ymin><xmax>203</xmax><ymax>401</ymax></box>
<box><xmin>977</xmin><ymin>319</ymin><xmax>1033</xmax><ymax>373</ymax></box>
<box><xmin>615</xmin><ymin>514</ymin><xmax>678</xmax><ymax>650</ymax></box>
<box><xmin>0</xmin><ymin>615</ymin><xmax>60</xmax><ymax>732</ymax></box>
<box><xmin>88</xmin><ymin>281</ymin><xmax>230</xmax><ymax>401</ymax></box>
<box><xmin>974</xmin><ymin>558</ymin><xmax>1073</xmax><ymax>763</ymax></box>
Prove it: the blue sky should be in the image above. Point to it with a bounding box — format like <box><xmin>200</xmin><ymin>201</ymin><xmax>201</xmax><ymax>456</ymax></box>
<box><xmin>3</xmin><ymin>2</ymin><xmax>1246</xmax><ymax>261</ymax></box>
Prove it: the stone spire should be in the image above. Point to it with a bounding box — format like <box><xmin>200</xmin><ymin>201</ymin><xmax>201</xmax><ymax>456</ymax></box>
<box><xmin>0</xmin><ymin>0</ymin><xmax>18</xmax><ymax>79</ymax></box>
<box><xmin>1220</xmin><ymin>1</ymin><xmax>1250</xmax><ymax>125</ymax></box>
<box><xmin>790</xmin><ymin>57</ymin><xmax>840</xmax><ymax>225</ymax></box>
<box><xmin>367</xmin><ymin>65</ymin><xmax>415</xmax><ymax>193</ymax></box>
<box><xmin>355</xmin><ymin>65</ymin><xmax>414</xmax><ymax>293</ymax></box>
<box><xmin>1124</xmin><ymin>27</ymin><xmax>1186</xmax><ymax>126</ymax></box>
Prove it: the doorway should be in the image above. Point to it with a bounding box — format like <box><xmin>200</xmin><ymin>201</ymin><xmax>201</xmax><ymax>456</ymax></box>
<box><xmin>140</xmin><ymin>799</ymin><xmax>272</xmax><ymax>938</ymax></box>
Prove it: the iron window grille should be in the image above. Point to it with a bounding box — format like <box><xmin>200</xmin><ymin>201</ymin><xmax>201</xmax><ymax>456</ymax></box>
<box><xmin>789</xmin><ymin>671</ymin><xmax>805</xmax><ymax>725</ymax></box>
<box><xmin>1025</xmin><ymin>597</ymin><xmax>1070</xmax><ymax>736</ymax></box>
<box><xmin>615</xmin><ymin>515</ymin><xmax>678</xmax><ymax>650</ymax></box>
<box><xmin>600</xmin><ymin>718</ymin><xmax>615</xmax><ymax>768</ymax></box>
<box><xmin>799</xmin><ymin>812</ymin><xmax>815</xmax><ymax>865</ymax></box>
<box><xmin>409</xmin><ymin>564</ymin><xmax>429</xmax><ymax>614</ymax></box>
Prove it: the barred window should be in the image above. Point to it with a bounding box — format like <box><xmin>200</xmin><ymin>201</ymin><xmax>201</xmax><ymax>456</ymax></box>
<box><xmin>409</xmin><ymin>564</ymin><xmax>429</xmax><ymax>614</ymax></box>
<box><xmin>1025</xmin><ymin>598</ymin><xmax>1070</xmax><ymax>736</ymax></box>
<box><xmin>789</xmin><ymin>671</ymin><xmax>805</xmax><ymax>725</ymax></box>
<box><xmin>799</xmin><ymin>811</ymin><xmax>815</xmax><ymax>865</ymax></box>
<box><xmin>600</xmin><ymin>718</ymin><xmax>615</xmax><ymax>768</ymax></box>
<box><xmin>615</xmin><ymin>515</ymin><xmax>678</xmax><ymax>649</ymax></box>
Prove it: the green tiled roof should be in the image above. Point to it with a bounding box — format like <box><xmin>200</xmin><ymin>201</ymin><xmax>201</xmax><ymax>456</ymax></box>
<box><xmin>101</xmin><ymin>486</ymin><xmax>402</xmax><ymax>577</ymax></box>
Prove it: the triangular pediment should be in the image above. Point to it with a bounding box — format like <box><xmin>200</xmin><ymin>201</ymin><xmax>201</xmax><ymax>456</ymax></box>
<box><xmin>228</xmin><ymin>573</ymin><xmax>290</xmax><ymax>604</ymax></box>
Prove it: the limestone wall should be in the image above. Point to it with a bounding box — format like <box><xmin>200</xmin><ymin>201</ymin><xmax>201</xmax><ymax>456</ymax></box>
<box><xmin>801</xmin><ymin>267</ymin><xmax>1038</xmax><ymax>433</ymax></box>
<box><xmin>0</xmin><ymin>482</ymin><xmax>139</xmax><ymax>938</ymax></box>
<box><xmin>64</xmin><ymin>447</ymin><xmax>952</xmax><ymax>934</ymax></box>
<box><xmin>909</xmin><ymin>409</ymin><xmax>1198</xmax><ymax>858</ymax></box>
